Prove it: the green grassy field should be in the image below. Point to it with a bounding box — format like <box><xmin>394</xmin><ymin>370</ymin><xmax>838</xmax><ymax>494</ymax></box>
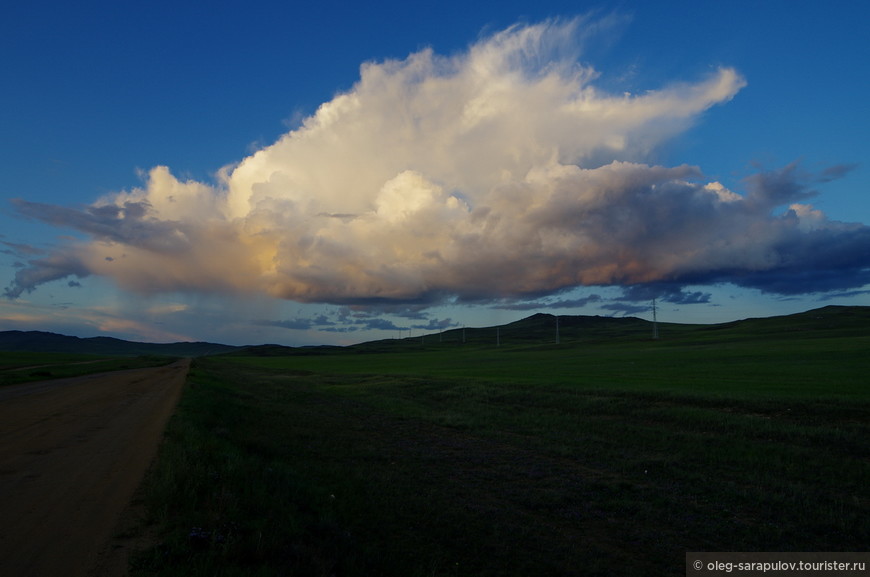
<box><xmin>131</xmin><ymin>306</ymin><xmax>869</xmax><ymax>576</ymax></box>
<box><xmin>0</xmin><ymin>352</ymin><xmax>178</xmax><ymax>387</ymax></box>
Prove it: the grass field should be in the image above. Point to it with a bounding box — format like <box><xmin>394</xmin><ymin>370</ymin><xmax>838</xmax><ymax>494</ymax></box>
<box><xmin>0</xmin><ymin>352</ymin><xmax>179</xmax><ymax>387</ymax></box>
<box><xmin>130</xmin><ymin>306</ymin><xmax>869</xmax><ymax>576</ymax></box>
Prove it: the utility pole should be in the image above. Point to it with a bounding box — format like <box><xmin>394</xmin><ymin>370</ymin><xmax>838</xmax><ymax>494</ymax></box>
<box><xmin>652</xmin><ymin>299</ymin><xmax>659</xmax><ymax>340</ymax></box>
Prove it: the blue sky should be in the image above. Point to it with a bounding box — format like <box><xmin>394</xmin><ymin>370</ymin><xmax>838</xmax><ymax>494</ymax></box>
<box><xmin>2</xmin><ymin>0</ymin><xmax>869</xmax><ymax>345</ymax></box>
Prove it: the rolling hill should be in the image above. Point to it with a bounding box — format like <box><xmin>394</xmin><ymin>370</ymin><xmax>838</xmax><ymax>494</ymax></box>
<box><xmin>0</xmin><ymin>330</ymin><xmax>239</xmax><ymax>357</ymax></box>
<box><xmin>2</xmin><ymin>305</ymin><xmax>867</xmax><ymax>356</ymax></box>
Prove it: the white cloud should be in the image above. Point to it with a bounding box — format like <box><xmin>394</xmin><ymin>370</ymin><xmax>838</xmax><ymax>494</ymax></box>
<box><xmin>7</xmin><ymin>18</ymin><xmax>870</xmax><ymax>305</ymax></box>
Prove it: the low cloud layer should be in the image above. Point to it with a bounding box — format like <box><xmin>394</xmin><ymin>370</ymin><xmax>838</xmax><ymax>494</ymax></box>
<box><xmin>6</xmin><ymin>19</ymin><xmax>869</xmax><ymax>306</ymax></box>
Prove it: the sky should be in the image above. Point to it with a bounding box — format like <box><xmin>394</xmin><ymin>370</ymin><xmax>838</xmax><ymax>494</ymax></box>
<box><xmin>2</xmin><ymin>0</ymin><xmax>869</xmax><ymax>346</ymax></box>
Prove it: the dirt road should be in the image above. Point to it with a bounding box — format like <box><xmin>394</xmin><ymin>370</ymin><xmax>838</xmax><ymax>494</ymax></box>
<box><xmin>0</xmin><ymin>359</ymin><xmax>190</xmax><ymax>577</ymax></box>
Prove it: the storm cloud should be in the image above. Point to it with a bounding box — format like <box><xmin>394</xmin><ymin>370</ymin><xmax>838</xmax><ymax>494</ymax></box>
<box><xmin>6</xmin><ymin>19</ymin><xmax>869</xmax><ymax>305</ymax></box>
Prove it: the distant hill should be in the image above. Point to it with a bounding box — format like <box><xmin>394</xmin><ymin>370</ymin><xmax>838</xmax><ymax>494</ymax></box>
<box><xmin>0</xmin><ymin>330</ymin><xmax>240</xmax><ymax>357</ymax></box>
<box><xmin>697</xmin><ymin>304</ymin><xmax>870</xmax><ymax>337</ymax></box>
<box><xmin>232</xmin><ymin>344</ymin><xmax>345</xmax><ymax>356</ymax></box>
<box><xmin>2</xmin><ymin>305</ymin><xmax>866</xmax><ymax>357</ymax></box>
<box><xmin>337</xmin><ymin>305</ymin><xmax>868</xmax><ymax>354</ymax></box>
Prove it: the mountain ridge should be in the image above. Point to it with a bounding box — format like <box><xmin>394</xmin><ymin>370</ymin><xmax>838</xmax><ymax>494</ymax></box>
<box><xmin>0</xmin><ymin>330</ymin><xmax>239</xmax><ymax>357</ymax></box>
<box><xmin>1</xmin><ymin>305</ymin><xmax>866</xmax><ymax>356</ymax></box>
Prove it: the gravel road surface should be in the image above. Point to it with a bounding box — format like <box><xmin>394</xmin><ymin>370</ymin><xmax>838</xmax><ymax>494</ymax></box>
<box><xmin>0</xmin><ymin>359</ymin><xmax>190</xmax><ymax>577</ymax></box>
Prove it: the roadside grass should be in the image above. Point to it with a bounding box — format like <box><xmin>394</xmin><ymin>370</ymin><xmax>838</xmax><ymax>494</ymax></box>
<box><xmin>0</xmin><ymin>352</ymin><xmax>179</xmax><ymax>387</ymax></box>
<box><xmin>132</xmin><ymin>326</ymin><xmax>869</xmax><ymax>576</ymax></box>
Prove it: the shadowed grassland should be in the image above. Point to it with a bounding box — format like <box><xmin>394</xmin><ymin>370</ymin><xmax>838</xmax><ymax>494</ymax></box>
<box><xmin>132</xmin><ymin>307</ymin><xmax>869</xmax><ymax>576</ymax></box>
<box><xmin>232</xmin><ymin>306</ymin><xmax>870</xmax><ymax>399</ymax></box>
<box><xmin>0</xmin><ymin>352</ymin><xmax>179</xmax><ymax>387</ymax></box>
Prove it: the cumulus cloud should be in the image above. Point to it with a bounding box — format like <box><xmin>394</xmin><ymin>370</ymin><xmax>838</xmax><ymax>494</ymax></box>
<box><xmin>259</xmin><ymin>311</ymin><xmax>408</xmax><ymax>333</ymax></box>
<box><xmin>618</xmin><ymin>284</ymin><xmax>712</xmax><ymax>305</ymax></box>
<box><xmin>819</xmin><ymin>163</ymin><xmax>859</xmax><ymax>183</ymax></box>
<box><xmin>1</xmin><ymin>240</ymin><xmax>45</xmax><ymax>258</ymax></box>
<box><xmin>5</xmin><ymin>251</ymin><xmax>90</xmax><ymax>299</ymax></box>
<box><xmin>6</xmin><ymin>19</ymin><xmax>870</xmax><ymax>307</ymax></box>
<box><xmin>494</xmin><ymin>294</ymin><xmax>603</xmax><ymax>310</ymax></box>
